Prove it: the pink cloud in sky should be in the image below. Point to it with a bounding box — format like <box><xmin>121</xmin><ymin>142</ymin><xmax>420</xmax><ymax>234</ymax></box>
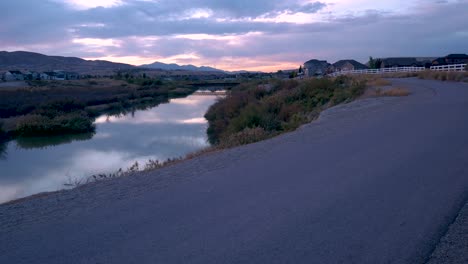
<box><xmin>1</xmin><ymin>0</ymin><xmax>467</xmax><ymax>72</ymax></box>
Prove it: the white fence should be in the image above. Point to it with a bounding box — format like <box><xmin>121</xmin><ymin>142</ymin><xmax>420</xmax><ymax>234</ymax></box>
<box><xmin>330</xmin><ymin>64</ymin><xmax>466</xmax><ymax>77</ymax></box>
<box><xmin>430</xmin><ymin>64</ymin><xmax>467</xmax><ymax>72</ymax></box>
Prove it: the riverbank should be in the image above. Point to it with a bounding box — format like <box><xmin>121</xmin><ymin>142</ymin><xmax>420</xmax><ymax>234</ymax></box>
<box><xmin>205</xmin><ymin>76</ymin><xmax>366</xmax><ymax>147</ymax></box>
<box><xmin>0</xmin><ymin>78</ymin><xmax>198</xmax><ymax>138</ymax></box>
<box><xmin>1</xmin><ymin>78</ymin><xmax>467</xmax><ymax>263</ymax></box>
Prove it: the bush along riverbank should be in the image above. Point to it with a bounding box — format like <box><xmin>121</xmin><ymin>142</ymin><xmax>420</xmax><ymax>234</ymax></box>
<box><xmin>205</xmin><ymin>76</ymin><xmax>366</xmax><ymax>148</ymax></box>
<box><xmin>0</xmin><ymin>78</ymin><xmax>198</xmax><ymax>138</ymax></box>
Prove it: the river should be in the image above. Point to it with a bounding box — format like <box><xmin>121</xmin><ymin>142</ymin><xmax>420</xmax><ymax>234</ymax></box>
<box><xmin>0</xmin><ymin>93</ymin><xmax>221</xmax><ymax>204</ymax></box>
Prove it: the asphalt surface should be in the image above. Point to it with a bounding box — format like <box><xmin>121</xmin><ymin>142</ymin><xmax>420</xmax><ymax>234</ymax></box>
<box><xmin>1</xmin><ymin>78</ymin><xmax>467</xmax><ymax>264</ymax></box>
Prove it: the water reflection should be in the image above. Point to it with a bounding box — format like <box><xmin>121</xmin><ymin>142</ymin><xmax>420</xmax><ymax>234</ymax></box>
<box><xmin>0</xmin><ymin>140</ymin><xmax>7</xmax><ymax>160</ymax></box>
<box><xmin>15</xmin><ymin>133</ymin><xmax>95</xmax><ymax>150</ymax></box>
<box><xmin>0</xmin><ymin>94</ymin><xmax>220</xmax><ymax>203</ymax></box>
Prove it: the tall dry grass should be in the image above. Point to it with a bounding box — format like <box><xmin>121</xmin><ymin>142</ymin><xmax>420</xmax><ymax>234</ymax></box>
<box><xmin>345</xmin><ymin>74</ymin><xmax>391</xmax><ymax>87</ymax></box>
<box><xmin>376</xmin><ymin>87</ymin><xmax>411</xmax><ymax>97</ymax></box>
<box><xmin>418</xmin><ymin>70</ymin><xmax>468</xmax><ymax>82</ymax></box>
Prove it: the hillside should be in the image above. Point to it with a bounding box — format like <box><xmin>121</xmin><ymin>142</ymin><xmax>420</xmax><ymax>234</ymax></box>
<box><xmin>140</xmin><ymin>61</ymin><xmax>225</xmax><ymax>72</ymax></box>
<box><xmin>0</xmin><ymin>51</ymin><xmax>135</xmax><ymax>74</ymax></box>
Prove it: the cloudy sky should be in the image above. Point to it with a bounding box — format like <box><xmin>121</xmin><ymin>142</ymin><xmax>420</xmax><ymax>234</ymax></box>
<box><xmin>1</xmin><ymin>0</ymin><xmax>467</xmax><ymax>71</ymax></box>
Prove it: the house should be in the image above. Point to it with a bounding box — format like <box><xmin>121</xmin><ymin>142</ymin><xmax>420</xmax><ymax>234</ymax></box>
<box><xmin>52</xmin><ymin>70</ymin><xmax>66</xmax><ymax>80</ymax></box>
<box><xmin>432</xmin><ymin>54</ymin><xmax>468</xmax><ymax>66</ymax></box>
<box><xmin>444</xmin><ymin>54</ymin><xmax>468</xmax><ymax>64</ymax></box>
<box><xmin>3</xmin><ymin>70</ymin><xmax>25</xmax><ymax>81</ymax></box>
<box><xmin>40</xmin><ymin>72</ymin><xmax>52</xmax><ymax>80</ymax></box>
<box><xmin>380</xmin><ymin>58</ymin><xmax>422</xmax><ymax>68</ymax></box>
<box><xmin>50</xmin><ymin>70</ymin><xmax>80</xmax><ymax>80</ymax></box>
<box><xmin>332</xmin><ymin>60</ymin><xmax>368</xmax><ymax>72</ymax></box>
<box><xmin>43</xmin><ymin>71</ymin><xmax>57</xmax><ymax>80</ymax></box>
<box><xmin>303</xmin><ymin>59</ymin><xmax>331</xmax><ymax>77</ymax></box>
<box><xmin>64</xmin><ymin>71</ymin><xmax>80</xmax><ymax>80</ymax></box>
<box><xmin>21</xmin><ymin>71</ymin><xmax>40</xmax><ymax>80</ymax></box>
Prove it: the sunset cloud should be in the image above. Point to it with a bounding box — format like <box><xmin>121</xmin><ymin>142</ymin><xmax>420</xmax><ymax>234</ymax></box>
<box><xmin>1</xmin><ymin>0</ymin><xmax>467</xmax><ymax>71</ymax></box>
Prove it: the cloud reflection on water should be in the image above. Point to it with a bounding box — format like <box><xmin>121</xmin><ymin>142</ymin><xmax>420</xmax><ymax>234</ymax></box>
<box><xmin>0</xmin><ymin>94</ymin><xmax>219</xmax><ymax>203</ymax></box>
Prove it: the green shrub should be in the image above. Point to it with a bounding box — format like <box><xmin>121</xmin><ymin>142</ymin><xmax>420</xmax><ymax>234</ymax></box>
<box><xmin>34</xmin><ymin>99</ymin><xmax>85</xmax><ymax>118</ymax></box>
<box><xmin>16</xmin><ymin>112</ymin><xmax>95</xmax><ymax>136</ymax></box>
<box><xmin>205</xmin><ymin>76</ymin><xmax>365</xmax><ymax>146</ymax></box>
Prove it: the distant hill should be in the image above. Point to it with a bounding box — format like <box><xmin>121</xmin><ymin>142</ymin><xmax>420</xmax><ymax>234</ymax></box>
<box><xmin>140</xmin><ymin>61</ymin><xmax>225</xmax><ymax>72</ymax></box>
<box><xmin>0</xmin><ymin>51</ymin><xmax>135</xmax><ymax>74</ymax></box>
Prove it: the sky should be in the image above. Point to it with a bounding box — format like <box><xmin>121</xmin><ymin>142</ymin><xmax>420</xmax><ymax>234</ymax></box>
<box><xmin>0</xmin><ymin>0</ymin><xmax>467</xmax><ymax>72</ymax></box>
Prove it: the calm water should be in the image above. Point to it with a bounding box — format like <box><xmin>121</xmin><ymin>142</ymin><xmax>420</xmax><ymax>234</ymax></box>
<box><xmin>0</xmin><ymin>93</ymin><xmax>220</xmax><ymax>203</ymax></box>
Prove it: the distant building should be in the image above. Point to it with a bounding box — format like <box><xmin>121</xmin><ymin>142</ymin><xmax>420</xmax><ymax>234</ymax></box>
<box><xmin>433</xmin><ymin>54</ymin><xmax>468</xmax><ymax>65</ymax></box>
<box><xmin>3</xmin><ymin>70</ymin><xmax>24</xmax><ymax>81</ymax></box>
<box><xmin>64</xmin><ymin>71</ymin><xmax>80</xmax><ymax>80</ymax></box>
<box><xmin>445</xmin><ymin>54</ymin><xmax>468</xmax><ymax>64</ymax></box>
<box><xmin>303</xmin><ymin>59</ymin><xmax>330</xmax><ymax>77</ymax></box>
<box><xmin>39</xmin><ymin>71</ymin><xmax>79</xmax><ymax>80</ymax></box>
<box><xmin>431</xmin><ymin>58</ymin><xmax>446</xmax><ymax>66</ymax></box>
<box><xmin>40</xmin><ymin>72</ymin><xmax>53</xmax><ymax>80</ymax></box>
<box><xmin>52</xmin><ymin>70</ymin><xmax>66</xmax><ymax>80</ymax></box>
<box><xmin>379</xmin><ymin>58</ymin><xmax>423</xmax><ymax>68</ymax></box>
<box><xmin>21</xmin><ymin>71</ymin><xmax>40</xmax><ymax>80</ymax></box>
<box><xmin>43</xmin><ymin>71</ymin><xmax>56</xmax><ymax>80</ymax></box>
<box><xmin>52</xmin><ymin>70</ymin><xmax>79</xmax><ymax>80</ymax></box>
<box><xmin>332</xmin><ymin>60</ymin><xmax>368</xmax><ymax>72</ymax></box>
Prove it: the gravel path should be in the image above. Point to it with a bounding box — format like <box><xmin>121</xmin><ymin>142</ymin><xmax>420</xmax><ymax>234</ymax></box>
<box><xmin>1</xmin><ymin>78</ymin><xmax>467</xmax><ymax>264</ymax></box>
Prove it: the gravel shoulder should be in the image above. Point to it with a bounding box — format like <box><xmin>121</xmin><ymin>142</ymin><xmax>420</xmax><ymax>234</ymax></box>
<box><xmin>427</xmin><ymin>201</ymin><xmax>468</xmax><ymax>264</ymax></box>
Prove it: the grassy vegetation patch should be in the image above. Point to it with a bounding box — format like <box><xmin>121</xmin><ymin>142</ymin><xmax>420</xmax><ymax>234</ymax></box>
<box><xmin>15</xmin><ymin>112</ymin><xmax>95</xmax><ymax>136</ymax></box>
<box><xmin>205</xmin><ymin>76</ymin><xmax>366</xmax><ymax>146</ymax></box>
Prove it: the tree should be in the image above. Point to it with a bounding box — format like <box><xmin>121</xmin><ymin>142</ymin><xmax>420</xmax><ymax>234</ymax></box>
<box><xmin>368</xmin><ymin>56</ymin><xmax>383</xmax><ymax>69</ymax></box>
<box><xmin>375</xmin><ymin>59</ymin><xmax>382</xmax><ymax>69</ymax></box>
<box><xmin>369</xmin><ymin>56</ymin><xmax>376</xmax><ymax>69</ymax></box>
<box><xmin>298</xmin><ymin>65</ymin><xmax>303</xmax><ymax>73</ymax></box>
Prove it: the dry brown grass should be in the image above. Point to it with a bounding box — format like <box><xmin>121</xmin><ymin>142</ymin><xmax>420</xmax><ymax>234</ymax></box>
<box><xmin>367</xmin><ymin>78</ymin><xmax>391</xmax><ymax>86</ymax></box>
<box><xmin>418</xmin><ymin>70</ymin><xmax>468</xmax><ymax>82</ymax></box>
<box><xmin>346</xmin><ymin>75</ymin><xmax>392</xmax><ymax>87</ymax></box>
<box><xmin>379</xmin><ymin>72</ymin><xmax>419</xmax><ymax>78</ymax></box>
<box><xmin>372</xmin><ymin>87</ymin><xmax>411</xmax><ymax>97</ymax></box>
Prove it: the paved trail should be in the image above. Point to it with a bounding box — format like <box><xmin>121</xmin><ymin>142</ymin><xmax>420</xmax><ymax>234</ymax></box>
<box><xmin>1</xmin><ymin>78</ymin><xmax>467</xmax><ymax>264</ymax></box>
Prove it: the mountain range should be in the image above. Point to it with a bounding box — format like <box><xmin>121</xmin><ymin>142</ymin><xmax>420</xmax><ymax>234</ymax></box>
<box><xmin>0</xmin><ymin>51</ymin><xmax>134</xmax><ymax>74</ymax></box>
<box><xmin>0</xmin><ymin>51</ymin><xmax>226</xmax><ymax>74</ymax></box>
<box><xmin>139</xmin><ymin>61</ymin><xmax>225</xmax><ymax>72</ymax></box>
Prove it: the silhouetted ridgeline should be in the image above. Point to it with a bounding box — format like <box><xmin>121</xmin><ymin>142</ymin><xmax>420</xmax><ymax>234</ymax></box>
<box><xmin>0</xmin><ymin>51</ymin><xmax>134</xmax><ymax>74</ymax></box>
<box><xmin>205</xmin><ymin>76</ymin><xmax>366</xmax><ymax>147</ymax></box>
